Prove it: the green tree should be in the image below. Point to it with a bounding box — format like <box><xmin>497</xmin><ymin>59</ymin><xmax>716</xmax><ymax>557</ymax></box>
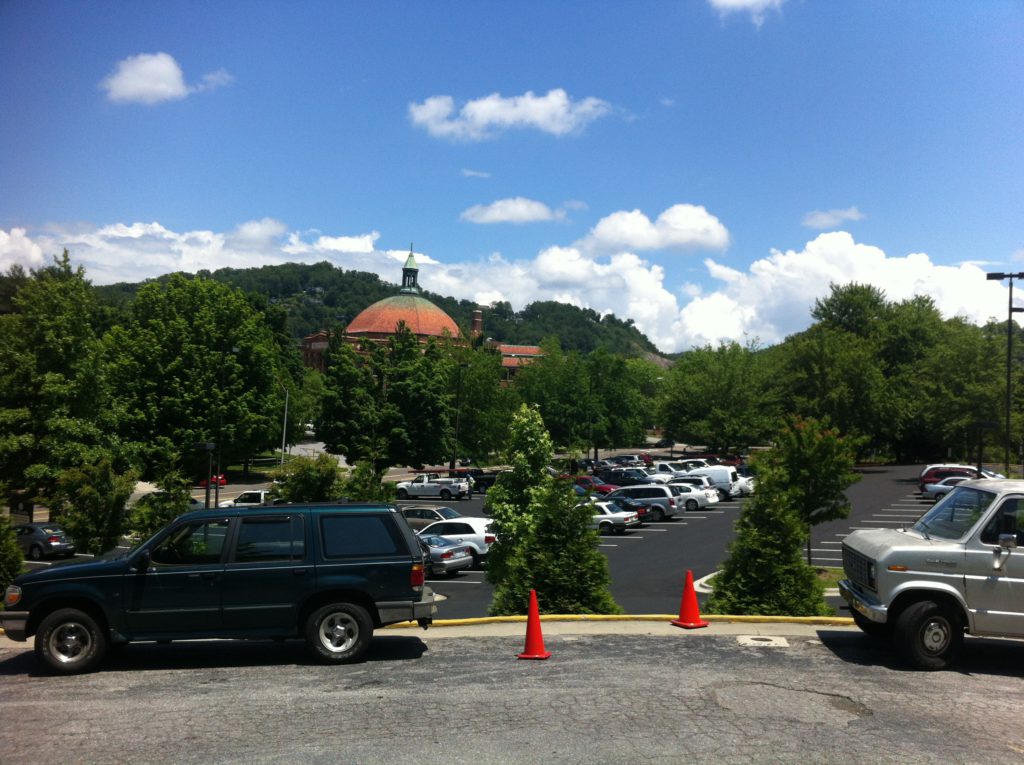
<box><xmin>319</xmin><ymin>324</ymin><xmax>452</xmax><ymax>479</ymax></box>
<box><xmin>101</xmin><ymin>274</ymin><xmax>289</xmax><ymax>479</ymax></box>
<box><xmin>761</xmin><ymin>416</ymin><xmax>861</xmax><ymax>564</ymax></box>
<box><xmin>0</xmin><ymin>516</ymin><xmax>22</xmax><ymax>592</ymax></box>
<box><xmin>127</xmin><ymin>471</ymin><xmax>195</xmax><ymax>540</ymax></box>
<box><xmin>661</xmin><ymin>340</ymin><xmax>778</xmax><ymax>450</ymax></box>
<box><xmin>0</xmin><ymin>253</ymin><xmax>122</xmax><ymax>510</ymax></box>
<box><xmin>514</xmin><ymin>339</ymin><xmax>592</xmax><ymax>451</ymax></box>
<box><xmin>705</xmin><ymin>479</ymin><xmax>832</xmax><ymax>616</ymax></box>
<box><xmin>46</xmin><ymin>457</ymin><xmax>137</xmax><ymax>555</ymax></box>
<box><xmin>485</xmin><ymin>405</ymin><xmax>620</xmax><ymax>615</ymax></box>
<box><xmin>270</xmin><ymin>453</ymin><xmax>345</xmax><ymax>503</ymax></box>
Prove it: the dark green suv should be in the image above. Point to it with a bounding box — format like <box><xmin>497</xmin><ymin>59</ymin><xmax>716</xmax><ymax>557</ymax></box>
<box><xmin>1</xmin><ymin>503</ymin><xmax>436</xmax><ymax>674</ymax></box>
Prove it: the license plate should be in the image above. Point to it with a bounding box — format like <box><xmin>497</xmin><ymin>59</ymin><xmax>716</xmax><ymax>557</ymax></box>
<box><xmin>454</xmin><ymin>551</ymin><xmax>467</xmax><ymax>558</ymax></box>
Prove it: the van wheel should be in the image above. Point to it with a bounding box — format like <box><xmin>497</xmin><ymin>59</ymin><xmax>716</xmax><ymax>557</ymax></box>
<box><xmin>895</xmin><ymin>600</ymin><xmax>962</xmax><ymax>670</ymax></box>
<box><xmin>35</xmin><ymin>608</ymin><xmax>107</xmax><ymax>674</ymax></box>
<box><xmin>306</xmin><ymin>602</ymin><xmax>373</xmax><ymax>664</ymax></box>
<box><xmin>652</xmin><ymin>508</ymin><xmax>665</xmax><ymax>522</ymax></box>
<box><xmin>396</xmin><ymin>489</ymin><xmax>409</xmax><ymax>500</ymax></box>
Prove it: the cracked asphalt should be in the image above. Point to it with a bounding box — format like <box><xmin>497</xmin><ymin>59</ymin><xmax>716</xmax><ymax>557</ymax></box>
<box><xmin>3</xmin><ymin>621</ymin><xmax>1024</xmax><ymax>764</ymax></box>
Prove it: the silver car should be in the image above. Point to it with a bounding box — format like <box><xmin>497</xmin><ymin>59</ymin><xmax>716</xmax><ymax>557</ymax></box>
<box><xmin>417</xmin><ymin>534</ymin><xmax>474</xmax><ymax>577</ymax></box>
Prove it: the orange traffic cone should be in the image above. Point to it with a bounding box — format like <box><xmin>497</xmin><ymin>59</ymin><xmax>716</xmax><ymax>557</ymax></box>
<box><xmin>672</xmin><ymin>569</ymin><xmax>709</xmax><ymax>629</ymax></box>
<box><xmin>517</xmin><ymin>589</ymin><xmax>552</xmax><ymax>660</ymax></box>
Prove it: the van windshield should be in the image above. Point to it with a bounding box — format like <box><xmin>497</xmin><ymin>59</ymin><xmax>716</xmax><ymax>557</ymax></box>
<box><xmin>913</xmin><ymin>487</ymin><xmax>995</xmax><ymax>540</ymax></box>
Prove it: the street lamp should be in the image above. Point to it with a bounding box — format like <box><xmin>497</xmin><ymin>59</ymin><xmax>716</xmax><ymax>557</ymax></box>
<box><xmin>449</xmin><ymin>363</ymin><xmax>469</xmax><ymax>472</ymax></box>
<box><xmin>985</xmin><ymin>271</ymin><xmax>1024</xmax><ymax>476</ymax></box>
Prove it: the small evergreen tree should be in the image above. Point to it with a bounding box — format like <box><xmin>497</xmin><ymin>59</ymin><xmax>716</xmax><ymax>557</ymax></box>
<box><xmin>486</xmin><ymin>404</ymin><xmax>620</xmax><ymax>615</ymax></box>
<box><xmin>270</xmin><ymin>453</ymin><xmax>345</xmax><ymax>502</ymax></box>
<box><xmin>0</xmin><ymin>487</ymin><xmax>23</xmax><ymax>589</ymax></box>
<box><xmin>46</xmin><ymin>457</ymin><xmax>137</xmax><ymax>555</ymax></box>
<box><xmin>128</xmin><ymin>471</ymin><xmax>194</xmax><ymax>540</ymax></box>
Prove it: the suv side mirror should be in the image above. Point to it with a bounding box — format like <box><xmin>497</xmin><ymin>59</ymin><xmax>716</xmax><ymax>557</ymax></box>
<box><xmin>133</xmin><ymin>549</ymin><xmax>151</xmax><ymax>572</ymax></box>
<box><xmin>999</xmin><ymin>533</ymin><xmax>1018</xmax><ymax>550</ymax></box>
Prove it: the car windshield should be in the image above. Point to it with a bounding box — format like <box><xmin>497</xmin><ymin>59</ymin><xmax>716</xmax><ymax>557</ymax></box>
<box><xmin>913</xmin><ymin>486</ymin><xmax>995</xmax><ymax>540</ymax></box>
<box><xmin>438</xmin><ymin>507</ymin><xmax>460</xmax><ymax>519</ymax></box>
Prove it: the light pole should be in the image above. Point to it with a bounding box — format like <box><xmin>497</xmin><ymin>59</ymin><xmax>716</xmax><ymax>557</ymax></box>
<box><xmin>985</xmin><ymin>271</ymin><xmax>1024</xmax><ymax>476</ymax></box>
<box><xmin>449</xmin><ymin>363</ymin><xmax>468</xmax><ymax>472</ymax></box>
<box><xmin>280</xmin><ymin>385</ymin><xmax>290</xmax><ymax>466</ymax></box>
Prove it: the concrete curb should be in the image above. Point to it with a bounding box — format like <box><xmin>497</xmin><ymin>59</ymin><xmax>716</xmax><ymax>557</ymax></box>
<box><xmin>384</xmin><ymin>614</ymin><xmax>856</xmax><ymax>630</ymax></box>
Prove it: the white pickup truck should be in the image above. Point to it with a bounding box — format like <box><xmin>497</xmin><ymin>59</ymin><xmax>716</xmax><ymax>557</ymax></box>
<box><xmin>395</xmin><ymin>473</ymin><xmax>471</xmax><ymax>501</ymax></box>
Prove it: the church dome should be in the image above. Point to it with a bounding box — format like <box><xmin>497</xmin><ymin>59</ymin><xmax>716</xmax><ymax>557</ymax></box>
<box><xmin>346</xmin><ymin>293</ymin><xmax>460</xmax><ymax>338</ymax></box>
<box><xmin>345</xmin><ymin>248</ymin><xmax>460</xmax><ymax>339</ymax></box>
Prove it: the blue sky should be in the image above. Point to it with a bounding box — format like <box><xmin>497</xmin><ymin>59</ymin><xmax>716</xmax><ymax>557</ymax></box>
<box><xmin>2</xmin><ymin>0</ymin><xmax>1022</xmax><ymax>353</ymax></box>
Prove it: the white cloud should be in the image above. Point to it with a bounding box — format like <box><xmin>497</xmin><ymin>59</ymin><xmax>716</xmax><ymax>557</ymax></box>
<box><xmin>709</xmin><ymin>0</ymin><xmax>786</xmax><ymax>25</ymax></box>
<box><xmin>582</xmin><ymin>204</ymin><xmax>730</xmax><ymax>252</ymax></box>
<box><xmin>100</xmin><ymin>52</ymin><xmax>232</xmax><ymax>104</ymax></box>
<box><xmin>409</xmin><ymin>89</ymin><xmax>611</xmax><ymax>141</ymax></box>
<box><xmin>461</xmin><ymin>168</ymin><xmax>491</xmax><ymax>179</ymax></box>
<box><xmin>802</xmin><ymin>206</ymin><xmax>865</xmax><ymax>229</ymax></box>
<box><xmin>0</xmin><ymin>227</ymin><xmax>45</xmax><ymax>271</ymax></box>
<box><xmin>460</xmin><ymin>198</ymin><xmax>565</xmax><ymax>224</ymax></box>
<box><xmin>2</xmin><ymin>223</ymin><xmax>1013</xmax><ymax>354</ymax></box>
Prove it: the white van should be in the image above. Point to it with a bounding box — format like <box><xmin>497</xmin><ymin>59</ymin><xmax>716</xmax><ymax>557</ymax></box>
<box><xmin>687</xmin><ymin>466</ymin><xmax>740</xmax><ymax>500</ymax></box>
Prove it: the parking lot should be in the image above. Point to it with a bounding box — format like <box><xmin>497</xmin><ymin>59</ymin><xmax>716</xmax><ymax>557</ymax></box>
<box><xmin>16</xmin><ymin>464</ymin><xmax>926</xmax><ymax>620</ymax></box>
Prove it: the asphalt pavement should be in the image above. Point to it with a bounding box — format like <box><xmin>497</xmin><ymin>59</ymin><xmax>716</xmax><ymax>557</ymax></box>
<box><xmin>3</xmin><ymin>617</ymin><xmax>1024</xmax><ymax>764</ymax></box>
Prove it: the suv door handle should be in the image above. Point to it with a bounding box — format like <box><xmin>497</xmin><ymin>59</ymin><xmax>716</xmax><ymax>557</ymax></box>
<box><xmin>292</xmin><ymin>568</ymin><xmax>308</xmax><ymax>576</ymax></box>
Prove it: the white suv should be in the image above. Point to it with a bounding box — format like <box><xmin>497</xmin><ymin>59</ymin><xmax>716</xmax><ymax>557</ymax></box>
<box><xmin>603</xmin><ymin>485</ymin><xmax>679</xmax><ymax>521</ymax></box>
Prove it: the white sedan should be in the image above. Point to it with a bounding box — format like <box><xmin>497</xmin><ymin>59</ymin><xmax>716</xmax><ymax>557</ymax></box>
<box><xmin>588</xmin><ymin>501</ymin><xmax>641</xmax><ymax>535</ymax></box>
<box><xmin>419</xmin><ymin>517</ymin><xmax>495</xmax><ymax>568</ymax></box>
<box><xmin>667</xmin><ymin>483</ymin><xmax>711</xmax><ymax>511</ymax></box>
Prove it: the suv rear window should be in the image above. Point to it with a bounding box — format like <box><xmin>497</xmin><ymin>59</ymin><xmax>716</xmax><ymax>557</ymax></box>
<box><xmin>320</xmin><ymin>514</ymin><xmax>403</xmax><ymax>558</ymax></box>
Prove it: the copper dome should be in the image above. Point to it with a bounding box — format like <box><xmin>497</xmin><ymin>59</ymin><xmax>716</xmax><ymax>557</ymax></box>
<box><xmin>346</xmin><ymin>294</ymin><xmax>460</xmax><ymax>339</ymax></box>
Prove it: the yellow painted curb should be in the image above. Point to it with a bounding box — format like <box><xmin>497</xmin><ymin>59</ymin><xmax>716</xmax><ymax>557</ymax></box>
<box><xmin>384</xmin><ymin>614</ymin><xmax>855</xmax><ymax>629</ymax></box>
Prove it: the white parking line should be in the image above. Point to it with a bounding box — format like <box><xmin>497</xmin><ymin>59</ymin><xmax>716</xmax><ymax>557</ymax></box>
<box><xmin>821</xmin><ymin>541</ymin><xmax>842</xmax><ymax>545</ymax></box>
<box><xmin>427</xmin><ymin>578</ymin><xmax>483</xmax><ymax>584</ymax></box>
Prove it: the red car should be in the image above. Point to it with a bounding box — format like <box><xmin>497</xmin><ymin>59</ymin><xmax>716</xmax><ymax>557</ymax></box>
<box><xmin>572</xmin><ymin>475</ymin><xmax>620</xmax><ymax>494</ymax></box>
<box><xmin>197</xmin><ymin>474</ymin><xmax>228</xmax><ymax>488</ymax></box>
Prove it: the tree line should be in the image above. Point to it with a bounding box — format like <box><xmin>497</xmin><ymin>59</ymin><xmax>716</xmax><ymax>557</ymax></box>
<box><xmin>1</xmin><ymin>255</ymin><xmax>1017</xmax><ymax>568</ymax></box>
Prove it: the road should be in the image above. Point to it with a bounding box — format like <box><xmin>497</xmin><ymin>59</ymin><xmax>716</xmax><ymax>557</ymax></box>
<box><xmin>3</xmin><ymin>620</ymin><xmax>1024</xmax><ymax>764</ymax></box>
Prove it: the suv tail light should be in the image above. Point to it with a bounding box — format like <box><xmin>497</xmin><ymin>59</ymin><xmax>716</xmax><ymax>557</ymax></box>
<box><xmin>485</xmin><ymin>534</ymin><xmax>496</xmax><ymax>545</ymax></box>
<box><xmin>410</xmin><ymin>563</ymin><xmax>425</xmax><ymax>589</ymax></box>
<box><xmin>668</xmin><ymin>498</ymin><xmax>675</xmax><ymax>507</ymax></box>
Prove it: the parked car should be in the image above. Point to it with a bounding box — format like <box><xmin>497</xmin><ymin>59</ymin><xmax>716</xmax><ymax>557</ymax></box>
<box><xmin>919</xmin><ymin>463</ymin><xmax>1004</xmax><ymax>480</ymax></box>
<box><xmin>921</xmin><ymin>476</ymin><xmax>970</xmax><ymax>501</ymax></box>
<box><xmin>918</xmin><ymin>467</ymin><xmax>979</xmax><ymax>493</ymax></box>
<box><xmin>602</xmin><ymin>494</ymin><xmax>652</xmax><ymax>524</ymax></box>
<box><xmin>197</xmin><ymin>474</ymin><xmax>227</xmax><ymax>488</ymax></box>
<box><xmin>218</xmin><ymin>489</ymin><xmax>272</xmax><ymax>508</ymax></box>
<box><xmin>653</xmin><ymin>437</ymin><xmax>674</xmax><ymax>448</ymax></box>
<box><xmin>14</xmin><ymin>523</ymin><xmax>76</xmax><ymax>560</ymax></box>
<box><xmin>401</xmin><ymin>505</ymin><xmax>462</xmax><ymax>531</ymax></box>
<box><xmin>595</xmin><ymin>468</ymin><xmax>658</xmax><ymax>487</ymax></box>
<box><xmin>0</xmin><ymin>503</ymin><xmax>436</xmax><ymax>673</ymax></box>
<box><xmin>587</xmin><ymin>501</ymin><xmax>641</xmax><ymax>535</ymax></box>
<box><xmin>608</xmin><ymin>454</ymin><xmax>646</xmax><ymax>468</ymax></box>
<box><xmin>603</xmin><ymin>485</ymin><xmax>679</xmax><ymax>521</ymax></box>
<box><xmin>668</xmin><ymin>475</ymin><xmax>720</xmax><ymax>504</ymax></box>
<box><xmin>417</xmin><ymin>534</ymin><xmax>474</xmax><ymax>577</ymax></box>
<box><xmin>419</xmin><ymin>517</ymin><xmax>495</xmax><ymax>567</ymax></box>
<box><xmin>667</xmin><ymin>483</ymin><xmax>710</xmax><ymax>511</ymax></box>
<box><xmin>651</xmin><ymin>461</ymin><xmax>690</xmax><ymax>478</ymax></box>
<box><xmin>570</xmin><ymin>475</ymin><xmax>620</xmax><ymax>495</ymax></box>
